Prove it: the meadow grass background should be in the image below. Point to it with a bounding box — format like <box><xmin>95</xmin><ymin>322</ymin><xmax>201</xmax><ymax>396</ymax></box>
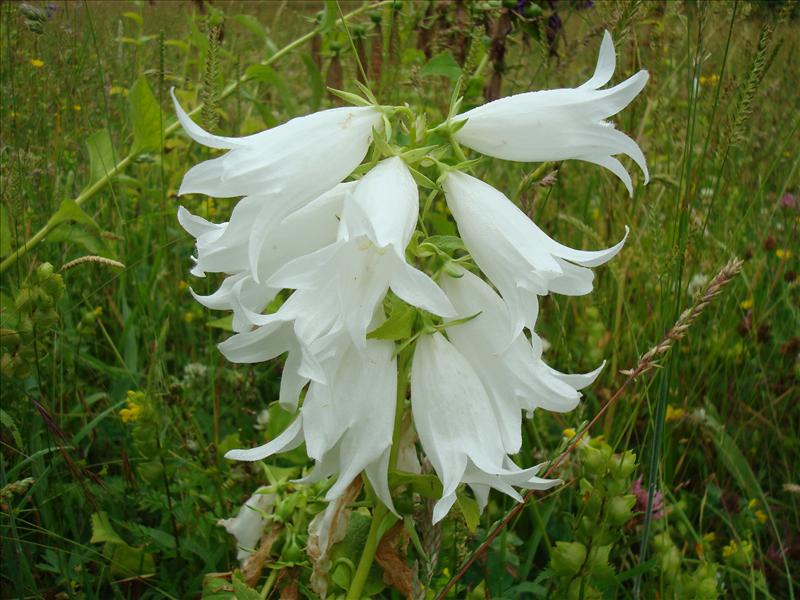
<box><xmin>0</xmin><ymin>1</ymin><xmax>798</xmax><ymax>598</ymax></box>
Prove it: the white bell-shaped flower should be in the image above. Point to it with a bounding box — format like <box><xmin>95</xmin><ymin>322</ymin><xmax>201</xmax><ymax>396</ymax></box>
<box><xmin>452</xmin><ymin>31</ymin><xmax>648</xmax><ymax>195</ymax></box>
<box><xmin>173</xmin><ymin>91</ymin><xmax>382</xmax><ymax>199</ymax></box>
<box><xmin>225</xmin><ymin>338</ymin><xmax>398</xmax><ymax>512</ymax></box>
<box><xmin>180</xmin><ymin>183</ymin><xmax>353</xmax><ymax>333</ymax></box>
<box><xmin>173</xmin><ymin>92</ymin><xmax>382</xmax><ymax>276</ymax></box>
<box><xmin>441</xmin><ymin>267</ymin><xmax>603</xmax><ymax>454</ymax></box>
<box><xmin>443</xmin><ymin>170</ymin><xmax>626</xmax><ymax>339</ymax></box>
<box><xmin>411</xmin><ymin>332</ymin><xmax>560</xmax><ymax>523</ymax></box>
<box><xmin>218</xmin><ymin>489</ymin><xmax>275</xmax><ymax>563</ymax></box>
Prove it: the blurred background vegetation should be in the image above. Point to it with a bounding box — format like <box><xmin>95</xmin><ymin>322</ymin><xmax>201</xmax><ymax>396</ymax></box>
<box><xmin>0</xmin><ymin>0</ymin><xmax>798</xmax><ymax>598</ymax></box>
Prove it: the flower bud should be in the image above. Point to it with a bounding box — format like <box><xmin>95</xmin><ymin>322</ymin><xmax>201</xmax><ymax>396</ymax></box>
<box><xmin>550</xmin><ymin>541</ymin><xmax>587</xmax><ymax>576</ymax></box>
<box><xmin>608</xmin><ymin>451</ymin><xmax>637</xmax><ymax>480</ymax></box>
<box><xmin>275</xmin><ymin>495</ymin><xmax>298</xmax><ymax>523</ymax></box>
<box><xmin>36</xmin><ymin>262</ymin><xmax>54</xmax><ymax>281</ymax></box>
<box><xmin>606</xmin><ymin>494</ymin><xmax>636</xmax><ymax>526</ymax></box>
<box><xmin>580</xmin><ymin>444</ymin><xmax>607</xmax><ymax>476</ymax></box>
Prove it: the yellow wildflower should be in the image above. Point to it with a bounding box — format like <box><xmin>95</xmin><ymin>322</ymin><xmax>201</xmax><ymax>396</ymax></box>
<box><xmin>119</xmin><ymin>401</ymin><xmax>141</xmax><ymax>423</ymax></box>
<box><xmin>666</xmin><ymin>405</ymin><xmax>686</xmax><ymax>422</ymax></box>
<box><xmin>109</xmin><ymin>85</ymin><xmax>128</xmax><ymax>97</ymax></box>
<box><xmin>776</xmin><ymin>249</ymin><xmax>793</xmax><ymax>260</ymax></box>
<box><xmin>747</xmin><ymin>498</ymin><xmax>759</xmax><ymax>510</ymax></box>
<box><xmin>72</xmin><ymin>105</ymin><xmax>81</xmax><ymax>112</ymax></box>
<box><xmin>562</xmin><ymin>428</ymin><xmax>577</xmax><ymax>440</ymax></box>
<box><xmin>739</xmin><ymin>298</ymin><xmax>753</xmax><ymax>310</ymax></box>
<box><xmin>703</xmin><ymin>532</ymin><xmax>716</xmax><ymax>543</ymax></box>
<box><xmin>755</xmin><ymin>510</ymin><xmax>767</xmax><ymax>524</ymax></box>
<box><xmin>30</xmin><ymin>58</ymin><xmax>44</xmax><ymax>68</ymax></box>
<box><xmin>699</xmin><ymin>74</ymin><xmax>719</xmax><ymax>86</ymax></box>
<box><xmin>722</xmin><ymin>540</ymin><xmax>738</xmax><ymax>558</ymax></box>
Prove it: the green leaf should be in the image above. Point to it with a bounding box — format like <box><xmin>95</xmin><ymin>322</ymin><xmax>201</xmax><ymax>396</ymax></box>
<box><xmin>45</xmin><ymin>225</ymin><xmax>111</xmax><ymax>256</ymax></box>
<box><xmin>128</xmin><ymin>76</ymin><xmax>162</xmax><ymax>153</ymax></box>
<box><xmin>231</xmin><ymin>571</ymin><xmax>261</xmax><ymax>600</ymax></box>
<box><xmin>389</xmin><ymin>470</ymin><xmax>442</xmax><ymax>499</ymax></box>
<box><xmin>0</xmin><ymin>409</ymin><xmax>23</xmax><ymax>450</ymax></box>
<box><xmin>47</xmin><ymin>199</ymin><xmax>100</xmax><ymax>231</ymax></box>
<box><xmin>233</xmin><ymin>14</ymin><xmax>264</xmax><ymax>38</ymax></box>
<box><xmin>301</xmin><ymin>54</ymin><xmax>324</xmax><ymax>111</ymax></box>
<box><xmin>121</xmin><ymin>11</ymin><xmax>143</xmax><ymax>26</ymax></box>
<box><xmin>330</xmin><ymin>513</ymin><xmax>386</xmax><ymax>595</ymax></box>
<box><xmin>207</xmin><ymin>314</ymin><xmax>233</xmax><ymax>331</ymax></box>
<box><xmin>421</xmin><ymin>51</ymin><xmax>462</xmax><ymax>81</ymax></box>
<box><xmin>104</xmin><ymin>541</ymin><xmax>155</xmax><ymax>577</ymax></box>
<box><xmin>0</xmin><ymin>203</ymin><xmax>12</xmax><ymax>257</ymax></box>
<box><xmin>456</xmin><ymin>491</ymin><xmax>480</xmax><ymax>533</ymax></box>
<box><xmin>320</xmin><ymin>0</ymin><xmax>338</xmax><ymax>32</ymax></box>
<box><xmin>407</xmin><ymin>166</ymin><xmax>438</xmax><ymax>191</ymax></box>
<box><xmin>424</xmin><ymin>235</ymin><xmax>466</xmax><ymax>254</ymax></box>
<box><xmin>86</xmin><ymin>128</ymin><xmax>115</xmax><ymax>183</ymax></box>
<box><xmin>90</xmin><ymin>512</ymin><xmax>126</xmax><ymax>545</ymax></box>
<box><xmin>367</xmin><ymin>303</ymin><xmax>416</xmax><ymax>341</ymax></box>
<box><xmin>327</xmin><ymin>87</ymin><xmax>373</xmax><ymax>108</ymax></box>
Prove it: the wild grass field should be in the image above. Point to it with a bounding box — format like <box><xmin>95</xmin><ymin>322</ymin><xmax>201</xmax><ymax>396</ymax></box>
<box><xmin>1</xmin><ymin>0</ymin><xmax>798</xmax><ymax>598</ymax></box>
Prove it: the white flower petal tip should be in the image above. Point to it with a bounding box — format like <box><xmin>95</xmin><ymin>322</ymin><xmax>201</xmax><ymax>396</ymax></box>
<box><xmin>443</xmin><ymin>172</ymin><xmax>627</xmax><ymax>337</ymax></box>
<box><xmin>224</xmin><ymin>417</ymin><xmax>304</xmax><ymax>462</ymax></box>
<box><xmin>452</xmin><ymin>30</ymin><xmax>648</xmax><ymax>193</ymax></box>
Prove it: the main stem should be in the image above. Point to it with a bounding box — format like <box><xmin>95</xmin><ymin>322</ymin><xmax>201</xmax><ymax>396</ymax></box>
<box><xmin>347</xmin><ymin>344</ymin><xmax>412</xmax><ymax>599</ymax></box>
<box><xmin>0</xmin><ymin>0</ymin><xmax>391</xmax><ymax>276</ymax></box>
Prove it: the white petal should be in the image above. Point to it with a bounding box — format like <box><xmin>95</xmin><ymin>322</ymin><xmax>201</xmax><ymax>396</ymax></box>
<box><xmin>580</xmin><ymin>30</ymin><xmax>615</xmax><ymax>90</ymax></box>
<box><xmin>389</xmin><ymin>257</ymin><xmax>457</xmax><ymax>318</ymax></box>
<box><xmin>224</xmin><ymin>417</ymin><xmax>304</xmax><ymax>461</ymax></box>
<box><xmin>342</xmin><ymin>157</ymin><xmax>418</xmax><ymax>253</ymax></box>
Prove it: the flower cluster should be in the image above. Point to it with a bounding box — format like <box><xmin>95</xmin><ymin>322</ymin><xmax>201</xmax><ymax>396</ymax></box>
<box><xmin>176</xmin><ymin>31</ymin><xmax>647</xmax><ymax>523</ymax></box>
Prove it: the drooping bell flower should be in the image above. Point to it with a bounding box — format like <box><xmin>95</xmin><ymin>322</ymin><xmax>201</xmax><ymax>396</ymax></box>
<box><xmin>173</xmin><ymin>91</ymin><xmax>382</xmax><ymax>276</ymax></box>
<box><xmin>411</xmin><ymin>332</ymin><xmax>560</xmax><ymax>523</ymax></box>
<box><xmin>180</xmin><ymin>183</ymin><xmax>353</xmax><ymax>333</ymax></box>
<box><xmin>441</xmin><ymin>266</ymin><xmax>603</xmax><ymax>454</ymax></box>
<box><xmin>443</xmin><ymin>170</ymin><xmax>626</xmax><ymax>339</ymax></box>
<box><xmin>225</xmin><ymin>337</ymin><xmax>398</xmax><ymax>512</ymax></box>
<box><xmin>452</xmin><ymin>31</ymin><xmax>648</xmax><ymax>195</ymax></box>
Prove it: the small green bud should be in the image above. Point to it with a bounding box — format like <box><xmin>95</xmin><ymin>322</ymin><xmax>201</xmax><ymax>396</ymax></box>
<box><xmin>550</xmin><ymin>541</ymin><xmax>587</xmax><ymax>576</ymax></box>
<box><xmin>41</xmin><ymin>273</ymin><xmax>65</xmax><ymax>301</ymax></box>
<box><xmin>652</xmin><ymin>532</ymin><xmax>674</xmax><ymax>554</ymax></box>
<box><xmin>608</xmin><ymin>450</ymin><xmax>637</xmax><ymax>480</ymax></box>
<box><xmin>523</xmin><ymin>3</ymin><xmax>543</xmax><ymax>18</ymax></box>
<box><xmin>282</xmin><ymin>532</ymin><xmax>304</xmax><ymax>563</ymax></box>
<box><xmin>15</xmin><ymin>289</ymin><xmax>34</xmax><ymax>312</ymax></box>
<box><xmin>661</xmin><ymin>546</ymin><xmax>681</xmax><ymax>579</ymax></box>
<box><xmin>586</xmin><ymin>545</ymin><xmax>611</xmax><ymax>573</ymax></box>
<box><xmin>275</xmin><ymin>495</ymin><xmax>298</xmax><ymax>523</ymax></box>
<box><xmin>606</xmin><ymin>494</ymin><xmax>636</xmax><ymax>526</ymax></box>
<box><xmin>580</xmin><ymin>444</ymin><xmax>607</xmax><ymax>476</ymax></box>
<box><xmin>36</xmin><ymin>262</ymin><xmax>54</xmax><ymax>281</ymax></box>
